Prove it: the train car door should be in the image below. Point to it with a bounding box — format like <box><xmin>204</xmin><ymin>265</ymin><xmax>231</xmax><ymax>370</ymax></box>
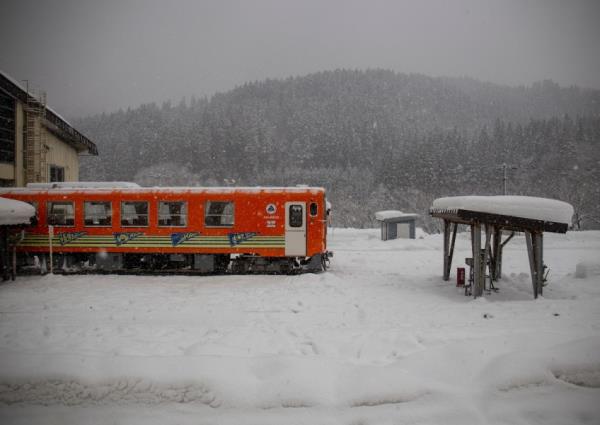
<box><xmin>285</xmin><ymin>202</ymin><xmax>306</xmax><ymax>256</ymax></box>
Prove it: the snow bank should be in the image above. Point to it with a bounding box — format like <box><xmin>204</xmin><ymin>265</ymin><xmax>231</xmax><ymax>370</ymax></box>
<box><xmin>575</xmin><ymin>261</ymin><xmax>600</xmax><ymax>279</ymax></box>
<box><xmin>1</xmin><ymin>229</ymin><xmax>599</xmax><ymax>424</ymax></box>
<box><xmin>432</xmin><ymin>195</ymin><xmax>574</xmax><ymax>225</ymax></box>
<box><xmin>0</xmin><ymin>197</ymin><xmax>35</xmax><ymax>225</ymax></box>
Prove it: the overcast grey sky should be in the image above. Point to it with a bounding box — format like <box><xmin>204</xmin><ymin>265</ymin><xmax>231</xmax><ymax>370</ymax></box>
<box><xmin>1</xmin><ymin>0</ymin><xmax>599</xmax><ymax>118</ymax></box>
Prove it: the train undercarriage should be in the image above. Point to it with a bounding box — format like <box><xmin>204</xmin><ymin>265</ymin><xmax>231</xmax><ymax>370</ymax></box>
<box><xmin>18</xmin><ymin>251</ymin><xmax>332</xmax><ymax>276</ymax></box>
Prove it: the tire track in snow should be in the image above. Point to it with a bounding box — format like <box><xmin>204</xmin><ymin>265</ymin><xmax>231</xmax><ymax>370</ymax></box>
<box><xmin>0</xmin><ymin>378</ymin><xmax>220</xmax><ymax>407</ymax></box>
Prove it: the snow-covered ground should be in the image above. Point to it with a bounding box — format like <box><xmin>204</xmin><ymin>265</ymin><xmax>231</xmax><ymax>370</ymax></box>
<box><xmin>1</xmin><ymin>228</ymin><xmax>599</xmax><ymax>424</ymax></box>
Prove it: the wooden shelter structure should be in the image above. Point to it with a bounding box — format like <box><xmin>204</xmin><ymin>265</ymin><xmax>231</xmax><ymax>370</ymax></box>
<box><xmin>0</xmin><ymin>197</ymin><xmax>35</xmax><ymax>280</ymax></box>
<box><xmin>430</xmin><ymin>196</ymin><xmax>572</xmax><ymax>299</ymax></box>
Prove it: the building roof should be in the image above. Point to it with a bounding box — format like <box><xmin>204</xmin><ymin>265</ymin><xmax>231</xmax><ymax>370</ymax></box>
<box><xmin>0</xmin><ymin>70</ymin><xmax>98</xmax><ymax>155</ymax></box>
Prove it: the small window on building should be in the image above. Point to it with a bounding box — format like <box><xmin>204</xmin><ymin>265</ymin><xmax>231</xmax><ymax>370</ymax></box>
<box><xmin>159</xmin><ymin>201</ymin><xmax>187</xmax><ymax>226</ymax></box>
<box><xmin>205</xmin><ymin>201</ymin><xmax>234</xmax><ymax>227</ymax></box>
<box><xmin>309</xmin><ymin>202</ymin><xmax>318</xmax><ymax>217</ymax></box>
<box><xmin>84</xmin><ymin>201</ymin><xmax>112</xmax><ymax>226</ymax></box>
<box><xmin>121</xmin><ymin>201</ymin><xmax>148</xmax><ymax>226</ymax></box>
<box><xmin>289</xmin><ymin>205</ymin><xmax>303</xmax><ymax>228</ymax></box>
<box><xmin>49</xmin><ymin>165</ymin><xmax>65</xmax><ymax>182</ymax></box>
<box><xmin>47</xmin><ymin>201</ymin><xmax>74</xmax><ymax>226</ymax></box>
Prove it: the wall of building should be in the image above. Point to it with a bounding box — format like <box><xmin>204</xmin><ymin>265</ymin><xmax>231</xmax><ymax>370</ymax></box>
<box><xmin>45</xmin><ymin>127</ymin><xmax>79</xmax><ymax>181</ymax></box>
<box><xmin>0</xmin><ymin>164</ymin><xmax>13</xmax><ymax>182</ymax></box>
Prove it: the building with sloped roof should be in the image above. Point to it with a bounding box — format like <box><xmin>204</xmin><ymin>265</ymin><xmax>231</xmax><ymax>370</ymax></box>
<box><xmin>0</xmin><ymin>70</ymin><xmax>98</xmax><ymax>187</ymax></box>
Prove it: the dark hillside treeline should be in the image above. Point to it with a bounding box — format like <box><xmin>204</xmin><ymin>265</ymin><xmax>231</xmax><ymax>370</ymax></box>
<box><xmin>75</xmin><ymin>69</ymin><xmax>600</xmax><ymax>229</ymax></box>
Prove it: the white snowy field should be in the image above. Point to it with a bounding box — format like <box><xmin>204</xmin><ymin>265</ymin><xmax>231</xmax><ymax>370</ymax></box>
<box><xmin>1</xmin><ymin>228</ymin><xmax>599</xmax><ymax>424</ymax></box>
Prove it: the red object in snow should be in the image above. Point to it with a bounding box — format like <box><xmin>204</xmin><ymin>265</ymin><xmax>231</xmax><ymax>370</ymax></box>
<box><xmin>457</xmin><ymin>267</ymin><xmax>465</xmax><ymax>287</ymax></box>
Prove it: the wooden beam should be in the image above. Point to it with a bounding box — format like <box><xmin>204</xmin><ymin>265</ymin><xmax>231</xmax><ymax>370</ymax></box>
<box><xmin>456</xmin><ymin>209</ymin><xmax>568</xmax><ymax>233</ymax></box>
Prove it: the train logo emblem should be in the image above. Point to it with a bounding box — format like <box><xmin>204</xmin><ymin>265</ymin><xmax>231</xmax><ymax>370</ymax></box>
<box><xmin>114</xmin><ymin>232</ymin><xmax>143</xmax><ymax>246</ymax></box>
<box><xmin>58</xmin><ymin>232</ymin><xmax>86</xmax><ymax>246</ymax></box>
<box><xmin>171</xmin><ymin>232</ymin><xmax>199</xmax><ymax>247</ymax></box>
<box><xmin>266</xmin><ymin>203</ymin><xmax>277</xmax><ymax>215</ymax></box>
<box><xmin>228</xmin><ymin>232</ymin><xmax>257</xmax><ymax>246</ymax></box>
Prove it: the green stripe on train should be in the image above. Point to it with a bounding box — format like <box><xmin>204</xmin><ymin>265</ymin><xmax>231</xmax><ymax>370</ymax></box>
<box><xmin>18</xmin><ymin>234</ymin><xmax>285</xmax><ymax>248</ymax></box>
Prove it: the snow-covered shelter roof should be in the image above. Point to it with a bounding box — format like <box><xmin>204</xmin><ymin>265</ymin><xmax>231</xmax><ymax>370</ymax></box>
<box><xmin>430</xmin><ymin>196</ymin><xmax>573</xmax><ymax>233</ymax></box>
<box><xmin>0</xmin><ymin>197</ymin><xmax>35</xmax><ymax>226</ymax></box>
<box><xmin>375</xmin><ymin>210</ymin><xmax>419</xmax><ymax>222</ymax></box>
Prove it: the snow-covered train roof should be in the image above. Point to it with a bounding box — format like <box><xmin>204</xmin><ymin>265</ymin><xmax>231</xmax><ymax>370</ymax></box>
<box><xmin>0</xmin><ymin>197</ymin><xmax>36</xmax><ymax>226</ymax></box>
<box><xmin>431</xmin><ymin>195</ymin><xmax>573</xmax><ymax>225</ymax></box>
<box><xmin>0</xmin><ymin>184</ymin><xmax>326</xmax><ymax>195</ymax></box>
<box><xmin>26</xmin><ymin>182</ymin><xmax>142</xmax><ymax>189</ymax></box>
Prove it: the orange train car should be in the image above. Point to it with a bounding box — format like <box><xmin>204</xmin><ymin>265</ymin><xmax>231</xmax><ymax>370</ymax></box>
<box><xmin>0</xmin><ymin>183</ymin><xmax>332</xmax><ymax>274</ymax></box>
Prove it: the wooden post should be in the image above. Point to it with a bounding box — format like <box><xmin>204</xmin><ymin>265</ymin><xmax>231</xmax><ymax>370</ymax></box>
<box><xmin>11</xmin><ymin>245</ymin><xmax>16</xmax><ymax>281</ymax></box>
<box><xmin>534</xmin><ymin>232</ymin><xmax>544</xmax><ymax>297</ymax></box>
<box><xmin>525</xmin><ymin>231</ymin><xmax>544</xmax><ymax>298</ymax></box>
<box><xmin>525</xmin><ymin>231</ymin><xmax>535</xmax><ymax>296</ymax></box>
<box><xmin>48</xmin><ymin>225</ymin><xmax>54</xmax><ymax>275</ymax></box>
<box><xmin>499</xmin><ymin>231</ymin><xmax>515</xmax><ymax>281</ymax></box>
<box><xmin>450</xmin><ymin>222</ymin><xmax>457</xmax><ymax>273</ymax></box>
<box><xmin>443</xmin><ymin>220</ymin><xmax>457</xmax><ymax>281</ymax></box>
<box><xmin>443</xmin><ymin>220</ymin><xmax>450</xmax><ymax>280</ymax></box>
<box><xmin>1</xmin><ymin>228</ymin><xmax>7</xmax><ymax>281</ymax></box>
<box><xmin>491</xmin><ymin>227</ymin><xmax>501</xmax><ymax>281</ymax></box>
<box><xmin>483</xmin><ymin>224</ymin><xmax>491</xmax><ymax>291</ymax></box>
<box><xmin>472</xmin><ymin>222</ymin><xmax>483</xmax><ymax>298</ymax></box>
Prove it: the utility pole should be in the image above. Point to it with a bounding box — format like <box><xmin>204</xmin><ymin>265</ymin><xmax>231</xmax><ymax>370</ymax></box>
<box><xmin>500</xmin><ymin>163</ymin><xmax>518</xmax><ymax>195</ymax></box>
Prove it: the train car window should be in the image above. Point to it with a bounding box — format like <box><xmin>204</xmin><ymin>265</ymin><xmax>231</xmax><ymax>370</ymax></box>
<box><xmin>84</xmin><ymin>201</ymin><xmax>112</xmax><ymax>226</ymax></box>
<box><xmin>205</xmin><ymin>201</ymin><xmax>234</xmax><ymax>227</ymax></box>
<box><xmin>47</xmin><ymin>202</ymin><xmax>75</xmax><ymax>226</ymax></box>
<box><xmin>121</xmin><ymin>201</ymin><xmax>148</xmax><ymax>226</ymax></box>
<box><xmin>158</xmin><ymin>201</ymin><xmax>187</xmax><ymax>226</ymax></box>
<box><xmin>309</xmin><ymin>202</ymin><xmax>318</xmax><ymax>217</ymax></box>
<box><xmin>289</xmin><ymin>205</ymin><xmax>303</xmax><ymax>228</ymax></box>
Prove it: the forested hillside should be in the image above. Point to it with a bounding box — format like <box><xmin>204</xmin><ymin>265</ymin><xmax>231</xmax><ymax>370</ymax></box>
<box><xmin>76</xmin><ymin>69</ymin><xmax>600</xmax><ymax>229</ymax></box>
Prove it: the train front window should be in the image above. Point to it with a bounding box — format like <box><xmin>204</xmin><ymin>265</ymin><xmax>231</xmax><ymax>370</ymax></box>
<box><xmin>205</xmin><ymin>201</ymin><xmax>234</xmax><ymax>227</ymax></box>
<box><xmin>289</xmin><ymin>205</ymin><xmax>303</xmax><ymax>227</ymax></box>
<box><xmin>47</xmin><ymin>202</ymin><xmax>74</xmax><ymax>226</ymax></box>
<box><xmin>159</xmin><ymin>201</ymin><xmax>187</xmax><ymax>226</ymax></box>
<box><xmin>84</xmin><ymin>201</ymin><xmax>112</xmax><ymax>226</ymax></box>
<box><xmin>121</xmin><ymin>201</ymin><xmax>148</xmax><ymax>226</ymax></box>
